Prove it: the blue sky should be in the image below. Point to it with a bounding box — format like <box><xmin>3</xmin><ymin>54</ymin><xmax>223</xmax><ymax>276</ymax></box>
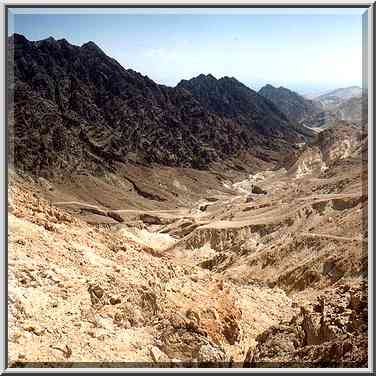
<box><xmin>8</xmin><ymin>8</ymin><xmax>366</xmax><ymax>94</ymax></box>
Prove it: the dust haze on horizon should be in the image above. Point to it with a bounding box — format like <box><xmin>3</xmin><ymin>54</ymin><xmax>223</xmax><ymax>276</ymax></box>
<box><xmin>9</xmin><ymin>8</ymin><xmax>364</xmax><ymax>95</ymax></box>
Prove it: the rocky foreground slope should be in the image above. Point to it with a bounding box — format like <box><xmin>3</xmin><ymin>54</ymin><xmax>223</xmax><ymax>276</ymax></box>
<box><xmin>8</xmin><ymin>120</ymin><xmax>368</xmax><ymax>368</ymax></box>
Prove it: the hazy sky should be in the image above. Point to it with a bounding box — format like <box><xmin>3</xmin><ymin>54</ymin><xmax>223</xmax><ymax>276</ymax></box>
<box><xmin>9</xmin><ymin>8</ymin><xmax>366</xmax><ymax>94</ymax></box>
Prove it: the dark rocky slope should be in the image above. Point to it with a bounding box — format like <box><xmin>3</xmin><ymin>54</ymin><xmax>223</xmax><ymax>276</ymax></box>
<box><xmin>177</xmin><ymin>74</ymin><xmax>293</xmax><ymax>137</ymax></box>
<box><xmin>258</xmin><ymin>84</ymin><xmax>321</xmax><ymax>124</ymax></box>
<box><xmin>8</xmin><ymin>34</ymin><xmax>304</xmax><ymax>177</ymax></box>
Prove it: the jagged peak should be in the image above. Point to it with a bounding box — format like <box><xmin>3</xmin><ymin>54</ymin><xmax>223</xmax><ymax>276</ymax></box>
<box><xmin>180</xmin><ymin>74</ymin><xmax>245</xmax><ymax>87</ymax></box>
<box><xmin>184</xmin><ymin>73</ymin><xmax>218</xmax><ymax>82</ymax></box>
<box><xmin>278</xmin><ymin>86</ymin><xmax>293</xmax><ymax>92</ymax></box>
<box><xmin>177</xmin><ymin>73</ymin><xmax>217</xmax><ymax>88</ymax></box>
<box><xmin>259</xmin><ymin>84</ymin><xmax>277</xmax><ymax>91</ymax></box>
<box><xmin>57</xmin><ymin>38</ymin><xmax>69</xmax><ymax>44</ymax></box>
<box><xmin>8</xmin><ymin>33</ymin><xmax>29</xmax><ymax>45</ymax></box>
<box><xmin>259</xmin><ymin>84</ymin><xmax>299</xmax><ymax>96</ymax></box>
<box><xmin>196</xmin><ymin>73</ymin><xmax>216</xmax><ymax>80</ymax></box>
<box><xmin>43</xmin><ymin>36</ymin><xmax>56</xmax><ymax>43</ymax></box>
<box><xmin>219</xmin><ymin>75</ymin><xmax>236</xmax><ymax>81</ymax></box>
<box><xmin>81</xmin><ymin>40</ymin><xmax>103</xmax><ymax>53</ymax></box>
<box><xmin>218</xmin><ymin>76</ymin><xmax>247</xmax><ymax>87</ymax></box>
<box><xmin>33</xmin><ymin>36</ymin><xmax>76</xmax><ymax>50</ymax></box>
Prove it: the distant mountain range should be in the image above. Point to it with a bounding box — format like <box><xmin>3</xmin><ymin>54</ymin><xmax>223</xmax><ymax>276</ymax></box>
<box><xmin>316</xmin><ymin>86</ymin><xmax>362</xmax><ymax>100</ymax></box>
<box><xmin>314</xmin><ymin>86</ymin><xmax>362</xmax><ymax>110</ymax></box>
<box><xmin>259</xmin><ymin>84</ymin><xmax>364</xmax><ymax>127</ymax></box>
<box><xmin>304</xmin><ymin>86</ymin><xmax>361</xmax><ymax>100</ymax></box>
<box><xmin>312</xmin><ymin>86</ymin><xmax>364</xmax><ymax>124</ymax></box>
<box><xmin>329</xmin><ymin>96</ymin><xmax>365</xmax><ymax>125</ymax></box>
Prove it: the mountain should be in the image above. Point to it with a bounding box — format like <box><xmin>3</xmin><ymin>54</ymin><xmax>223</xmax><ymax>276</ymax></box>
<box><xmin>315</xmin><ymin>86</ymin><xmax>362</xmax><ymax>110</ymax></box>
<box><xmin>177</xmin><ymin>75</ymin><xmax>291</xmax><ymax>131</ymax></box>
<box><xmin>331</xmin><ymin>95</ymin><xmax>364</xmax><ymax>124</ymax></box>
<box><xmin>258</xmin><ymin>84</ymin><xmax>321</xmax><ymax>123</ymax></box>
<box><xmin>8</xmin><ymin>34</ymin><xmax>304</xmax><ymax>177</ymax></box>
<box><xmin>311</xmin><ymin>86</ymin><xmax>364</xmax><ymax>126</ymax></box>
<box><xmin>319</xmin><ymin>86</ymin><xmax>362</xmax><ymax>100</ymax></box>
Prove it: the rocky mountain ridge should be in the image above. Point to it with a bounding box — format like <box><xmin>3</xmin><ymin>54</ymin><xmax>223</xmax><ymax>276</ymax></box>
<box><xmin>258</xmin><ymin>84</ymin><xmax>321</xmax><ymax>124</ymax></box>
<box><xmin>9</xmin><ymin>34</ymin><xmax>307</xmax><ymax>177</ymax></box>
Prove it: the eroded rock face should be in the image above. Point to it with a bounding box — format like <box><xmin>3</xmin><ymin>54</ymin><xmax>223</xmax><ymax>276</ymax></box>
<box><xmin>8</xmin><ymin>34</ymin><xmax>304</xmax><ymax>177</ymax></box>
<box><xmin>244</xmin><ymin>283</ymin><xmax>368</xmax><ymax>368</ymax></box>
<box><xmin>155</xmin><ymin>316</ymin><xmax>231</xmax><ymax>367</ymax></box>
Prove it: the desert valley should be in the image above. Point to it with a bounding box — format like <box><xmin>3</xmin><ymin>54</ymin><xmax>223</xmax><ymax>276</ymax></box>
<box><xmin>7</xmin><ymin>34</ymin><xmax>368</xmax><ymax>368</ymax></box>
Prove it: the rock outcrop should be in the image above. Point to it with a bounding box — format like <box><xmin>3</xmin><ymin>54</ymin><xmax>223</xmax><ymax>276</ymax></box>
<box><xmin>244</xmin><ymin>283</ymin><xmax>368</xmax><ymax>368</ymax></box>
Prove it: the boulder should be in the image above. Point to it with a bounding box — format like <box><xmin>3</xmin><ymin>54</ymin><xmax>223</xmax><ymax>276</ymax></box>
<box><xmin>251</xmin><ymin>185</ymin><xmax>267</xmax><ymax>195</ymax></box>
